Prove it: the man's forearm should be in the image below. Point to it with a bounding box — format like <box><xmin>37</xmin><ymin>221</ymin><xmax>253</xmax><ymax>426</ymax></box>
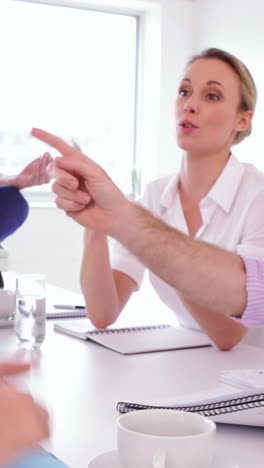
<box><xmin>112</xmin><ymin>202</ymin><xmax>247</xmax><ymax>317</ymax></box>
<box><xmin>28</xmin><ymin>128</ymin><xmax>247</xmax><ymax>318</ymax></box>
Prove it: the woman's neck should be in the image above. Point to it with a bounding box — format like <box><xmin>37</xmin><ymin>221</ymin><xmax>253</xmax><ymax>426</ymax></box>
<box><xmin>179</xmin><ymin>149</ymin><xmax>231</xmax><ymax>203</ymax></box>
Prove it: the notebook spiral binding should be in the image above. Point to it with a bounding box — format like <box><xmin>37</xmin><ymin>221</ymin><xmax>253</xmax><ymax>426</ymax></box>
<box><xmin>92</xmin><ymin>324</ymin><xmax>170</xmax><ymax>335</ymax></box>
<box><xmin>117</xmin><ymin>391</ymin><xmax>264</xmax><ymax>417</ymax></box>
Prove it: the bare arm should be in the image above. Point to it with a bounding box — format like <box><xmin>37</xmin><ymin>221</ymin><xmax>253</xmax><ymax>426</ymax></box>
<box><xmin>178</xmin><ymin>297</ymin><xmax>248</xmax><ymax>350</ymax></box>
<box><xmin>114</xmin><ymin>204</ymin><xmax>247</xmax><ymax>319</ymax></box>
<box><xmin>114</xmin><ymin>206</ymin><xmax>249</xmax><ymax>349</ymax></box>
<box><xmin>77</xmin><ymin>195</ymin><xmax>248</xmax><ymax>339</ymax></box>
<box><xmin>32</xmin><ymin>129</ymin><xmax>248</xmax><ymax>324</ymax></box>
<box><xmin>80</xmin><ymin>229</ymin><xmax>137</xmax><ymax>328</ymax></box>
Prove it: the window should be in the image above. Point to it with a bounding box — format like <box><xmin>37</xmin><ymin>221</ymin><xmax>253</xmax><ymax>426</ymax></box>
<box><xmin>0</xmin><ymin>0</ymin><xmax>138</xmax><ymax>201</ymax></box>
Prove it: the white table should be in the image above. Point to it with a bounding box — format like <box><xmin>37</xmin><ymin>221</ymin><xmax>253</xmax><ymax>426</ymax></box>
<box><xmin>1</xmin><ymin>318</ymin><xmax>264</xmax><ymax>468</ymax></box>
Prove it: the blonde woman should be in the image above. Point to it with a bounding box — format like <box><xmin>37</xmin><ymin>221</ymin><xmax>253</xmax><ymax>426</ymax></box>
<box><xmin>33</xmin><ymin>49</ymin><xmax>264</xmax><ymax>351</ymax></box>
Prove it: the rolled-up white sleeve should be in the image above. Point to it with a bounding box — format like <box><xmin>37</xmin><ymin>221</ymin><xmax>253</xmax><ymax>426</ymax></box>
<box><xmin>109</xmin><ymin>239</ymin><xmax>145</xmax><ymax>289</ymax></box>
<box><xmin>233</xmin><ymin>256</ymin><xmax>264</xmax><ymax>328</ymax></box>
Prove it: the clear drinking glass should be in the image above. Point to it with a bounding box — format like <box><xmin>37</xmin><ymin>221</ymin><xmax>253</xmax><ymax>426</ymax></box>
<box><xmin>15</xmin><ymin>274</ymin><xmax>46</xmax><ymax>349</ymax></box>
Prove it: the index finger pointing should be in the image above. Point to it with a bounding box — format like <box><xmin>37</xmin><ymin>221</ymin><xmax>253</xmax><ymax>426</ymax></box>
<box><xmin>31</xmin><ymin>128</ymin><xmax>76</xmax><ymax>157</ymax></box>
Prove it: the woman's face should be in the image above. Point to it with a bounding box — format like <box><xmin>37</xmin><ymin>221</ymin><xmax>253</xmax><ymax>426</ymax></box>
<box><xmin>175</xmin><ymin>58</ymin><xmax>250</xmax><ymax>155</ymax></box>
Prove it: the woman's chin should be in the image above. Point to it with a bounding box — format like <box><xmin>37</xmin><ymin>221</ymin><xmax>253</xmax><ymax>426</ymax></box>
<box><xmin>176</xmin><ymin>139</ymin><xmax>197</xmax><ymax>152</ymax></box>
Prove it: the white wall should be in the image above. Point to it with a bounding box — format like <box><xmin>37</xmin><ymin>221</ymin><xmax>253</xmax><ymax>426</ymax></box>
<box><xmin>4</xmin><ymin>0</ymin><xmax>195</xmax><ymax>292</ymax></box>
<box><xmin>4</xmin><ymin>206</ymin><xmax>84</xmax><ymax>292</ymax></box>
<box><xmin>193</xmin><ymin>0</ymin><xmax>264</xmax><ymax>172</ymax></box>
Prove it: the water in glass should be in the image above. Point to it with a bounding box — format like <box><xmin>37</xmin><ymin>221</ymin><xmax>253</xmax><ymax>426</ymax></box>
<box><xmin>15</xmin><ymin>274</ymin><xmax>46</xmax><ymax>349</ymax></box>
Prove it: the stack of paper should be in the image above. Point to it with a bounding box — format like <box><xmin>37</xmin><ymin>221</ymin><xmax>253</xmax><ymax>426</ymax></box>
<box><xmin>220</xmin><ymin>368</ymin><xmax>264</xmax><ymax>390</ymax></box>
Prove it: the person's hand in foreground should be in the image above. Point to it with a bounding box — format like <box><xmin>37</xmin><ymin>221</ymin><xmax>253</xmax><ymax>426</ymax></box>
<box><xmin>0</xmin><ymin>362</ymin><xmax>50</xmax><ymax>465</ymax></box>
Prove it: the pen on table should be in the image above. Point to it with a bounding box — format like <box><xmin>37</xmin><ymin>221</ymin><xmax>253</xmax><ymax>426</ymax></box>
<box><xmin>53</xmin><ymin>305</ymin><xmax>85</xmax><ymax>310</ymax></box>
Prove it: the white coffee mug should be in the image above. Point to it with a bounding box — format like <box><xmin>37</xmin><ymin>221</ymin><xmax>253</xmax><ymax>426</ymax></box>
<box><xmin>117</xmin><ymin>409</ymin><xmax>216</xmax><ymax>468</ymax></box>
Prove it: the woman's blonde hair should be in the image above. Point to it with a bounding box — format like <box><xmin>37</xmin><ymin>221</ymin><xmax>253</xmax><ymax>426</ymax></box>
<box><xmin>188</xmin><ymin>48</ymin><xmax>257</xmax><ymax>144</ymax></box>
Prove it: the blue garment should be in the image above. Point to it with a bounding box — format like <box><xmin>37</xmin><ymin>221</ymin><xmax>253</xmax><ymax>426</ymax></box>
<box><xmin>3</xmin><ymin>448</ymin><xmax>70</xmax><ymax>468</ymax></box>
<box><xmin>0</xmin><ymin>186</ymin><xmax>29</xmax><ymax>243</ymax></box>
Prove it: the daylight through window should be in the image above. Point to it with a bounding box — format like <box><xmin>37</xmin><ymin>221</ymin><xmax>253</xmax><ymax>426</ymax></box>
<box><xmin>0</xmin><ymin>1</ymin><xmax>137</xmax><ymax>199</ymax></box>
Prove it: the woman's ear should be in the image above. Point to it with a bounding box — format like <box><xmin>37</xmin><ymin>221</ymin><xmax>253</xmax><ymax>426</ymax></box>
<box><xmin>237</xmin><ymin>109</ymin><xmax>253</xmax><ymax>132</ymax></box>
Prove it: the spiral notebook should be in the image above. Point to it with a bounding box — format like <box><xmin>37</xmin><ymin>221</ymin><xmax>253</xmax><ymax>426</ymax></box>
<box><xmin>117</xmin><ymin>385</ymin><xmax>264</xmax><ymax>427</ymax></box>
<box><xmin>54</xmin><ymin>320</ymin><xmax>212</xmax><ymax>355</ymax></box>
<box><xmin>47</xmin><ymin>307</ymin><xmax>86</xmax><ymax>319</ymax></box>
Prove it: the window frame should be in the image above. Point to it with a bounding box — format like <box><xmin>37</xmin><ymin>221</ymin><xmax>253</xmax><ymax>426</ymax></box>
<box><xmin>13</xmin><ymin>0</ymin><xmax>162</xmax><ymax>206</ymax></box>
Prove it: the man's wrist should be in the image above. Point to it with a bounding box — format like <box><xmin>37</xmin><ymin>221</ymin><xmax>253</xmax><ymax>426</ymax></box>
<box><xmin>110</xmin><ymin>200</ymin><xmax>143</xmax><ymax>244</ymax></box>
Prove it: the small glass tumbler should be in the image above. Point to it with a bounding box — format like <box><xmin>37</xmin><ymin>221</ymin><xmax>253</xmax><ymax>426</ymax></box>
<box><xmin>15</xmin><ymin>274</ymin><xmax>46</xmax><ymax>349</ymax></box>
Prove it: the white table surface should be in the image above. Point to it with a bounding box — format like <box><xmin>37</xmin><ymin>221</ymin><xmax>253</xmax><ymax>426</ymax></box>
<box><xmin>0</xmin><ymin>287</ymin><xmax>264</xmax><ymax>468</ymax></box>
